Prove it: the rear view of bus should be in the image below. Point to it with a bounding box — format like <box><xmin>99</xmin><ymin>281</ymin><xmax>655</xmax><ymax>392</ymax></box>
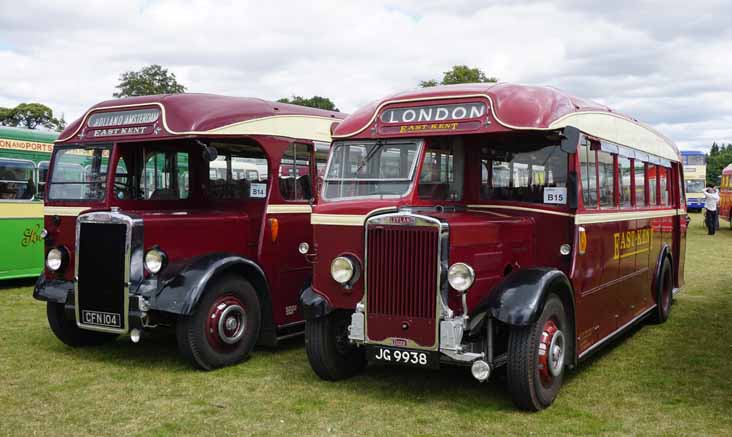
<box><xmin>681</xmin><ymin>150</ymin><xmax>706</xmax><ymax>212</ymax></box>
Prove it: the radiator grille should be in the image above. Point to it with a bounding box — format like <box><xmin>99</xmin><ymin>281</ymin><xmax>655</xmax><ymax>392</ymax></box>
<box><xmin>366</xmin><ymin>225</ymin><xmax>438</xmax><ymax>319</ymax></box>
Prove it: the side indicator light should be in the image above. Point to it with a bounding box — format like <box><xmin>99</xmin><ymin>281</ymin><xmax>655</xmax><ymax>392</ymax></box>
<box><xmin>270</xmin><ymin>218</ymin><xmax>279</xmax><ymax>243</ymax></box>
<box><xmin>578</xmin><ymin>226</ymin><xmax>587</xmax><ymax>255</ymax></box>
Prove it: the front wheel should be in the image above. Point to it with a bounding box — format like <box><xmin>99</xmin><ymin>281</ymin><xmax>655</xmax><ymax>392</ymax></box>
<box><xmin>176</xmin><ymin>275</ymin><xmax>261</xmax><ymax>370</ymax></box>
<box><xmin>506</xmin><ymin>294</ymin><xmax>569</xmax><ymax>411</ymax></box>
<box><xmin>46</xmin><ymin>302</ymin><xmax>118</xmax><ymax>347</ymax></box>
<box><xmin>305</xmin><ymin>311</ymin><xmax>366</xmax><ymax>380</ymax></box>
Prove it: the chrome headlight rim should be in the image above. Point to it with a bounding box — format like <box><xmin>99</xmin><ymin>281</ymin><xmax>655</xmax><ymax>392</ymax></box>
<box><xmin>447</xmin><ymin>262</ymin><xmax>475</xmax><ymax>292</ymax></box>
<box><xmin>330</xmin><ymin>256</ymin><xmax>355</xmax><ymax>285</ymax></box>
<box><xmin>144</xmin><ymin>247</ymin><xmax>167</xmax><ymax>274</ymax></box>
<box><xmin>46</xmin><ymin>247</ymin><xmax>66</xmax><ymax>271</ymax></box>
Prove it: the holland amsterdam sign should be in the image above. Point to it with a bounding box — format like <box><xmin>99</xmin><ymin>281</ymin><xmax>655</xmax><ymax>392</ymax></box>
<box><xmin>380</xmin><ymin>102</ymin><xmax>486</xmax><ymax>124</ymax></box>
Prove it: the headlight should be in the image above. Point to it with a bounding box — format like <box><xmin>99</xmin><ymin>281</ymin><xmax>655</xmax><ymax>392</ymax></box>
<box><xmin>330</xmin><ymin>256</ymin><xmax>354</xmax><ymax>284</ymax></box>
<box><xmin>448</xmin><ymin>262</ymin><xmax>475</xmax><ymax>292</ymax></box>
<box><xmin>144</xmin><ymin>248</ymin><xmax>167</xmax><ymax>274</ymax></box>
<box><xmin>46</xmin><ymin>248</ymin><xmax>64</xmax><ymax>271</ymax></box>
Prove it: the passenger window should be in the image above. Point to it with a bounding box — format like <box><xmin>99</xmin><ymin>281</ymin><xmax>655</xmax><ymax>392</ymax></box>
<box><xmin>648</xmin><ymin>164</ymin><xmax>657</xmax><ymax>205</ymax></box>
<box><xmin>659</xmin><ymin>167</ymin><xmax>669</xmax><ymax>206</ymax></box>
<box><xmin>314</xmin><ymin>142</ymin><xmax>330</xmax><ymax>177</ymax></box>
<box><xmin>279</xmin><ymin>143</ymin><xmax>313</xmax><ymax>201</ymax></box>
<box><xmin>579</xmin><ymin>143</ymin><xmax>597</xmax><ymax>208</ymax></box>
<box><xmin>480</xmin><ymin>139</ymin><xmax>566</xmax><ymax>204</ymax></box>
<box><xmin>598</xmin><ymin>151</ymin><xmax>614</xmax><ymax>208</ymax></box>
<box><xmin>419</xmin><ymin>138</ymin><xmax>464</xmax><ymax>201</ymax></box>
<box><xmin>634</xmin><ymin>160</ymin><xmax>646</xmax><ymax>206</ymax></box>
<box><xmin>0</xmin><ymin>158</ymin><xmax>36</xmax><ymax>200</ymax></box>
<box><xmin>618</xmin><ymin>157</ymin><xmax>631</xmax><ymax>208</ymax></box>
<box><xmin>209</xmin><ymin>143</ymin><xmax>268</xmax><ymax>201</ymax></box>
<box><xmin>37</xmin><ymin>161</ymin><xmax>50</xmax><ymax>200</ymax></box>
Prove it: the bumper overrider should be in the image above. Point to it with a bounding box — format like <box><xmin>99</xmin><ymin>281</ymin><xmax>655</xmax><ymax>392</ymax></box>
<box><xmin>35</xmin><ymin>209</ymin><xmax>167</xmax><ymax>336</ymax></box>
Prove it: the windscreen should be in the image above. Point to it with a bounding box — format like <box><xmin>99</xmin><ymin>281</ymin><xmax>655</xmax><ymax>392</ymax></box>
<box><xmin>322</xmin><ymin>141</ymin><xmax>421</xmax><ymax>200</ymax></box>
<box><xmin>685</xmin><ymin>179</ymin><xmax>705</xmax><ymax>194</ymax></box>
<box><xmin>48</xmin><ymin>145</ymin><xmax>111</xmax><ymax>201</ymax></box>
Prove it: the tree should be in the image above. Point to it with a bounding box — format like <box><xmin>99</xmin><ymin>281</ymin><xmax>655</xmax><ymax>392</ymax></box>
<box><xmin>277</xmin><ymin>95</ymin><xmax>339</xmax><ymax>111</ymax></box>
<box><xmin>114</xmin><ymin>64</ymin><xmax>186</xmax><ymax>98</ymax></box>
<box><xmin>420</xmin><ymin>65</ymin><xmax>498</xmax><ymax>87</ymax></box>
<box><xmin>0</xmin><ymin>103</ymin><xmax>64</xmax><ymax>130</ymax></box>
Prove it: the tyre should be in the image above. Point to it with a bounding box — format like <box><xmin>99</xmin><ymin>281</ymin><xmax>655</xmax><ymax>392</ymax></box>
<box><xmin>305</xmin><ymin>311</ymin><xmax>365</xmax><ymax>380</ymax></box>
<box><xmin>506</xmin><ymin>294</ymin><xmax>569</xmax><ymax>411</ymax></box>
<box><xmin>176</xmin><ymin>275</ymin><xmax>261</xmax><ymax>370</ymax></box>
<box><xmin>46</xmin><ymin>302</ymin><xmax>118</xmax><ymax>347</ymax></box>
<box><xmin>651</xmin><ymin>257</ymin><xmax>673</xmax><ymax>324</ymax></box>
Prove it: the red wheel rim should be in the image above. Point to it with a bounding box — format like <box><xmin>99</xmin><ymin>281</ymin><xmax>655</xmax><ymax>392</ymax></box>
<box><xmin>206</xmin><ymin>294</ymin><xmax>247</xmax><ymax>352</ymax></box>
<box><xmin>538</xmin><ymin>319</ymin><xmax>565</xmax><ymax>387</ymax></box>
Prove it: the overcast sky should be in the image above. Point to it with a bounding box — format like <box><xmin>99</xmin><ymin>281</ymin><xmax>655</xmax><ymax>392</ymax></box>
<box><xmin>1</xmin><ymin>0</ymin><xmax>731</xmax><ymax>151</ymax></box>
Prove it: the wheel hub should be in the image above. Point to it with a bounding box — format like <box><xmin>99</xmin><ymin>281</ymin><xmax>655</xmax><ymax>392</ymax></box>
<box><xmin>538</xmin><ymin>319</ymin><xmax>565</xmax><ymax>384</ymax></box>
<box><xmin>206</xmin><ymin>295</ymin><xmax>247</xmax><ymax>351</ymax></box>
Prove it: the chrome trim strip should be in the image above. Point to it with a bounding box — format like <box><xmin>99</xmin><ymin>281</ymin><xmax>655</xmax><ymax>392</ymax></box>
<box><xmin>467</xmin><ymin>204</ymin><xmax>574</xmax><ymax>217</ymax></box>
<box><xmin>578</xmin><ymin>305</ymin><xmax>656</xmax><ymax>359</ymax></box>
<box><xmin>574</xmin><ymin>209</ymin><xmax>678</xmax><ymax>224</ymax></box>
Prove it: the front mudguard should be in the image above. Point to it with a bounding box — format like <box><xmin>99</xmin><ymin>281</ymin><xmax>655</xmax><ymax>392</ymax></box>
<box><xmin>471</xmin><ymin>268</ymin><xmax>575</xmax><ymax>326</ymax></box>
<box><xmin>299</xmin><ymin>286</ymin><xmax>333</xmax><ymax>320</ymax></box>
<box><xmin>33</xmin><ymin>273</ymin><xmax>72</xmax><ymax>304</ymax></box>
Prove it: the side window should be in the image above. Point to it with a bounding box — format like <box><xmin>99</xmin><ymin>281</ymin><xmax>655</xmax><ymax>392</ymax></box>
<box><xmin>659</xmin><ymin>166</ymin><xmax>669</xmax><ymax>206</ymax></box>
<box><xmin>579</xmin><ymin>142</ymin><xmax>597</xmax><ymax>208</ymax></box>
<box><xmin>279</xmin><ymin>143</ymin><xmax>312</xmax><ymax>201</ymax></box>
<box><xmin>648</xmin><ymin>164</ymin><xmax>657</xmax><ymax>205</ymax></box>
<box><xmin>0</xmin><ymin>159</ymin><xmax>36</xmax><ymax>200</ymax></box>
<box><xmin>598</xmin><ymin>151</ymin><xmax>615</xmax><ymax>208</ymax></box>
<box><xmin>314</xmin><ymin>142</ymin><xmax>330</xmax><ymax>177</ymax></box>
<box><xmin>142</xmin><ymin>151</ymin><xmax>189</xmax><ymax>200</ymax></box>
<box><xmin>618</xmin><ymin>157</ymin><xmax>631</xmax><ymax>208</ymax></box>
<box><xmin>419</xmin><ymin>138</ymin><xmax>464</xmax><ymax>201</ymax></box>
<box><xmin>208</xmin><ymin>143</ymin><xmax>268</xmax><ymax>201</ymax></box>
<box><xmin>37</xmin><ymin>161</ymin><xmax>50</xmax><ymax>200</ymax></box>
<box><xmin>634</xmin><ymin>160</ymin><xmax>646</xmax><ymax>206</ymax></box>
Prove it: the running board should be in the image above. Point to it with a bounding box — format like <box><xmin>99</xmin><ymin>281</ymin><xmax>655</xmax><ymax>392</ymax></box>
<box><xmin>578</xmin><ymin>305</ymin><xmax>656</xmax><ymax>360</ymax></box>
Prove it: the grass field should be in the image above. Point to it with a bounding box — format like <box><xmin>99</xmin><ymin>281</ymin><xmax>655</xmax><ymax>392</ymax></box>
<box><xmin>1</xmin><ymin>218</ymin><xmax>731</xmax><ymax>436</ymax></box>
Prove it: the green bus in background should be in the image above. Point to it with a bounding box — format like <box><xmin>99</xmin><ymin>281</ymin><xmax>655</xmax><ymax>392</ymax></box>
<box><xmin>0</xmin><ymin>126</ymin><xmax>58</xmax><ymax>280</ymax></box>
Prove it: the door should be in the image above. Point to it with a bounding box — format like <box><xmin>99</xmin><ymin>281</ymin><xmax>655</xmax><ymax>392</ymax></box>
<box><xmin>263</xmin><ymin>142</ymin><xmax>317</xmax><ymax>326</ymax></box>
<box><xmin>673</xmin><ymin>163</ymin><xmax>687</xmax><ymax>287</ymax></box>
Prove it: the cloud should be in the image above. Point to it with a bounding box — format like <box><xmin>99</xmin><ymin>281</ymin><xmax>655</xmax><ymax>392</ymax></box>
<box><xmin>0</xmin><ymin>0</ymin><xmax>730</xmax><ymax>151</ymax></box>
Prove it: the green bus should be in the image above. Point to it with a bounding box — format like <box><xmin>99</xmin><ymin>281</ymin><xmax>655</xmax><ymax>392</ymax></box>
<box><xmin>0</xmin><ymin>126</ymin><xmax>58</xmax><ymax>280</ymax></box>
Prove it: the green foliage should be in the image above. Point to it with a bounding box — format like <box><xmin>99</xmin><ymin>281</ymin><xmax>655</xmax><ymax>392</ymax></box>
<box><xmin>277</xmin><ymin>95</ymin><xmax>339</xmax><ymax>111</ymax></box>
<box><xmin>420</xmin><ymin>65</ymin><xmax>498</xmax><ymax>87</ymax></box>
<box><xmin>0</xmin><ymin>102</ymin><xmax>64</xmax><ymax>130</ymax></box>
<box><xmin>114</xmin><ymin>64</ymin><xmax>187</xmax><ymax>98</ymax></box>
<box><xmin>705</xmin><ymin>142</ymin><xmax>732</xmax><ymax>185</ymax></box>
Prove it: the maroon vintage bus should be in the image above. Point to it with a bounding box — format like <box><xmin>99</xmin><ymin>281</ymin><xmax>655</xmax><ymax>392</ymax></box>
<box><xmin>33</xmin><ymin>93</ymin><xmax>344</xmax><ymax>370</ymax></box>
<box><xmin>300</xmin><ymin>83</ymin><xmax>686</xmax><ymax>410</ymax></box>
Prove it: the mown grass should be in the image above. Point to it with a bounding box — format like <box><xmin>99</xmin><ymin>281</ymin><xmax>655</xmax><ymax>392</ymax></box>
<box><xmin>1</xmin><ymin>217</ymin><xmax>731</xmax><ymax>436</ymax></box>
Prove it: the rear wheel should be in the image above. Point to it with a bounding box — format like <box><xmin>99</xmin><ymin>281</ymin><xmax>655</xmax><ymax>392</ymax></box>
<box><xmin>176</xmin><ymin>275</ymin><xmax>261</xmax><ymax>370</ymax></box>
<box><xmin>46</xmin><ymin>302</ymin><xmax>118</xmax><ymax>347</ymax></box>
<box><xmin>506</xmin><ymin>294</ymin><xmax>568</xmax><ymax>411</ymax></box>
<box><xmin>305</xmin><ymin>311</ymin><xmax>365</xmax><ymax>380</ymax></box>
<box><xmin>651</xmin><ymin>258</ymin><xmax>673</xmax><ymax>323</ymax></box>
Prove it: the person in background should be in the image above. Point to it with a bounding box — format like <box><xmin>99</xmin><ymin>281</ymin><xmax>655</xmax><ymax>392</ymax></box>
<box><xmin>703</xmin><ymin>183</ymin><xmax>720</xmax><ymax>235</ymax></box>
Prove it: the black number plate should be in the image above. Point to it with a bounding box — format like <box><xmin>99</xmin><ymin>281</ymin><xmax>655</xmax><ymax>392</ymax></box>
<box><xmin>366</xmin><ymin>346</ymin><xmax>439</xmax><ymax>369</ymax></box>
